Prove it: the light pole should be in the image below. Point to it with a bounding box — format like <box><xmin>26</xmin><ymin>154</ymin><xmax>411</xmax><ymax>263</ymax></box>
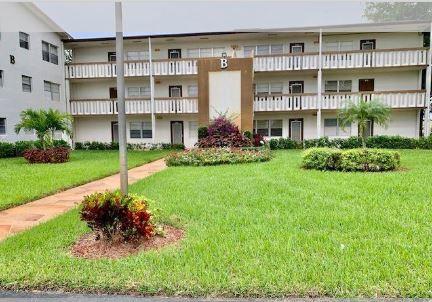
<box><xmin>115</xmin><ymin>1</ymin><xmax>128</xmax><ymax>194</ymax></box>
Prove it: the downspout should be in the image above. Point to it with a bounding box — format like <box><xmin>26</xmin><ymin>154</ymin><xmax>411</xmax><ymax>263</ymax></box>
<box><xmin>148</xmin><ymin>37</ymin><xmax>156</xmax><ymax>144</ymax></box>
<box><xmin>317</xmin><ymin>28</ymin><xmax>323</xmax><ymax>138</ymax></box>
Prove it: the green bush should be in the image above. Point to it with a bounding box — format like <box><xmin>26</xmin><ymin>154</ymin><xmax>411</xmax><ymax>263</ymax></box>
<box><xmin>53</xmin><ymin>139</ymin><xmax>71</xmax><ymax>149</ymax></box>
<box><xmin>198</xmin><ymin>126</ymin><xmax>208</xmax><ymax>139</ymax></box>
<box><xmin>14</xmin><ymin>141</ymin><xmax>36</xmax><ymax>156</ymax></box>
<box><xmin>0</xmin><ymin>142</ymin><xmax>16</xmax><ymax>158</ymax></box>
<box><xmin>165</xmin><ymin>148</ymin><xmax>272</xmax><ymax>166</ymax></box>
<box><xmin>269</xmin><ymin>138</ymin><xmax>302</xmax><ymax>150</ymax></box>
<box><xmin>302</xmin><ymin>147</ymin><xmax>400</xmax><ymax>172</ymax></box>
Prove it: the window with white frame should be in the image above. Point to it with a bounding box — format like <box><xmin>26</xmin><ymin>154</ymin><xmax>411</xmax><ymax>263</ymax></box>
<box><xmin>243</xmin><ymin>46</ymin><xmax>255</xmax><ymax>57</ymax></box>
<box><xmin>42</xmin><ymin>41</ymin><xmax>58</xmax><ymax>64</ymax></box>
<box><xmin>213</xmin><ymin>47</ymin><xmax>225</xmax><ymax>57</ymax></box>
<box><xmin>187</xmin><ymin>48</ymin><xmax>199</xmax><ymax>58</ymax></box>
<box><xmin>19</xmin><ymin>32</ymin><xmax>29</xmax><ymax>49</ymax></box>
<box><xmin>270</xmin><ymin>44</ymin><xmax>284</xmax><ymax>54</ymax></box>
<box><xmin>126</xmin><ymin>51</ymin><xmax>149</xmax><ymax>61</ymax></box>
<box><xmin>127</xmin><ymin>86</ymin><xmax>150</xmax><ymax>97</ymax></box>
<box><xmin>256</xmin><ymin>82</ymin><xmax>283</xmax><ymax>95</ymax></box>
<box><xmin>325</xmin><ymin>80</ymin><xmax>352</xmax><ymax>93</ymax></box>
<box><xmin>0</xmin><ymin>70</ymin><xmax>3</xmax><ymax>87</ymax></box>
<box><xmin>325</xmin><ymin>41</ymin><xmax>353</xmax><ymax>51</ymax></box>
<box><xmin>189</xmin><ymin>121</ymin><xmax>198</xmax><ymax>138</ymax></box>
<box><xmin>187</xmin><ymin>47</ymin><xmax>226</xmax><ymax>58</ymax></box>
<box><xmin>130</xmin><ymin>122</ymin><xmax>152</xmax><ymax>139</ymax></box>
<box><xmin>0</xmin><ymin>118</ymin><xmax>5</xmax><ymax>135</ymax></box>
<box><xmin>253</xmin><ymin>119</ymin><xmax>283</xmax><ymax>137</ymax></box>
<box><xmin>187</xmin><ymin>85</ymin><xmax>198</xmax><ymax>97</ymax></box>
<box><xmin>44</xmin><ymin>81</ymin><xmax>60</xmax><ymax>101</ymax></box>
<box><xmin>199</xmin><ymin>48</ymin><xmax>212</xmax><ymax>57</ymax></box>
<box><xmin>256</xmin><ymin>83</ymin><xmax>269</xmax><ymax>95</ymax></box>
<box><xmin>256</xmin><ymin>45</ymin><xmax>270</xmax><ymax>56</ymax></box>
<box><xmin>270</xmin><ymin>82</ymin><xmax>283</xmax><ymax>94</ymax></box>
<box><xmin>22</xmin><ymin>75</ymin><xmax>31</xmax><ymax>92</ymax></box>
<box><xmin>324</xmin><ymin>118</ymin><xmax>351</xmax><ymax>137</ymax></box>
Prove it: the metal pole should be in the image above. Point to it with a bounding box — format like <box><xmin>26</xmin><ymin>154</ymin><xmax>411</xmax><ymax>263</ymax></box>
<box><xmin>148</xmin><ymin>37</ymin><xmax>156</xmax><ymax>144</ymax></box>
<box><xmin>317</xmin><ymin>28</ymin><xmax>323</xmax><ymax>138</ymax></box>
<box><xmin>424</xmin><ymin>22</ymin><xmax>432</xmax><ymax>137</ymax></box>
<box><xmin>115</xmin><ymin>1</ymin><xmax>128</xmax><ymax>194</ymax></box>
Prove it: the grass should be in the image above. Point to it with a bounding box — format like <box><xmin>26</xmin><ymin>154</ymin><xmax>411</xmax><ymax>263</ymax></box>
<box><xmin>1</xmin><ymin>150</ymin><xmax>432</xmax><ymax>297</ymax></box>
<box><xmin>0</xmin><ymin>150</ymin><xmax>169</xmax><ymax>210</ymax></box>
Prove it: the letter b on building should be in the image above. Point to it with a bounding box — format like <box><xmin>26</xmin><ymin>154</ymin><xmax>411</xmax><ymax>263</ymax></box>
<box><xmin>220</xmin><ymin>58</ymin><xmax>228</xmax><ymax>69</ymax></box>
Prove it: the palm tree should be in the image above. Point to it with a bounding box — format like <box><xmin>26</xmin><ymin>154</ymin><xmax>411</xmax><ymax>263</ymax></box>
<box><xmin>15</xmin><ymin>109</ymin><xmax>72</xmax><ymax>149</ymax></box>
<box><xmin>338</xmin><ymin>99</ymin><xmax>391</xmax><ymax>148</ymax></box>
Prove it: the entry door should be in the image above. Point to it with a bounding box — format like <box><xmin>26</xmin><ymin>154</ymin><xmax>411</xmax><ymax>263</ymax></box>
<box><xmin>289</xmin><ymin>81</ymin><xmax>304</xmax><ymax>93</ymax></box>
<box><xmin>359</xmin><ymin>79</ymin><xmax>374</xmax><ymax>92</ymax></box>
<box><xmin>360</xmin><ymin>39</ymin><xmax>376</xmax><ymax>50</ymax></box>
<box><xmin>169</xmin><ymin>85</ymin><xmax>182</xmax><ymax>97</ymax></box>
<box><xmin>109</xmin><ymin>87</ymin><xmax>118</xmax><ymax>99</ymax></box>
<box><xmin>171</xmin><ymin>121</ymin><xmax>184</xmax><ymax>144</ymax></box>
<box><xmin>289</xmin><ymin>119</ymin><xmax>303</xmax><ymax>142</ymax></box>
<box><xmin>111</xmin><ymin>121</ymin><xmax>119</xmax><ymax>143</ymax></box>
<box><xmin>290</xmin><ymin>43</ymin><xmax>304</xmax><ymax>53</ymax></box>
<box><xmin>168</xmin><ymin>49</ymin><xmax>182</xmax><ymax>59</ymax></box>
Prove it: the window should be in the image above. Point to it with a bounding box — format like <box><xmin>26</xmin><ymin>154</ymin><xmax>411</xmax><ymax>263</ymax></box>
<box><xmin>243</xmin><ymin>46</ymin><xmax>255</xmax><ymax>57</ymax></box>
<box><xmin>126</xmin><ymin>51</ymin><xmax>148</xmax><ymax>61</ymax></box>
<box><xmin>360</xmin><ymin>39</ymin><xmax>376</xmax><ymax>50</ymax></box>
<box><xmin>187</xmin><ymin>48</ymin><xmax>199</xmax><ymax>58</ymax></box>
<box><xmin>22</xmin><ymin>75</ymin><xmax>31</xmax><ymax>92</ymax></box>
<box><xmin>325</xmin><ymin>80</ymin><xmax>352</xmax><ymax>93</ymax></box>
<box><xmin>256</xmin><ymin>83</ymin><xmax>283</xmax><ymax>94</ymax></box>
<box><xmin>213</xmin><ymin>47</ymin><xmax>225</xmax><ymax>57</ymax></box>
<box><xmin>270</xmin><ymin>82</ymin><xmax>283</xmax><ymax>94</ymax></box>
<box><xmin>290</xmin><ymin>43</ymin><xmax>304</xmax><ymax>53</ymax></box>
<box><xmin>187</xmin><ymin>48</ymin><xmax>226</xmax><ymax>58</ymax></box>
<box><xmin>289</xmin><ymin>81</ymin><xmax>304</xmax><ymax>94</ymax></box>
<box><xmin>325</xmin><ymin>41</ymin><xmax>353</xmax><ymax>51</ymax></box>
<box><xmin>127</xmin><ymin>86</ymin><xmax>150</xmax><ymax>97</ymax></box>
<box><xmin>324</xmin><ymin>118</ymin><xmax>351</xmax><ymax>137</ymax></box>
<box><xmin>256</xmin><ymin>83</ymin><xmax>269</xmax><ymax>95</ymax></box>
<box><xmin>270</xmin><ymin>44</ymin><xmax>284</xmax><ymax>54</ymax></box>
<box><xmin>168</xmin><ymin>49</ymin><xmax>181</xmax><ymax>59</ymax></box>
<box><xmin>199</xmin><ymin>48</ymin><xmax>212</xmax><ymax>57</ymax></box>
<box><xmin>0</xmin><ymin>118</ymin><xmax>5</xmax><ymax>135</ymax></box>
<box><xmin>42</xmin><ymin>41</ymin><xmax>58</xmax><ymax>64</ymax></box>
<box><xmin>108</xmin><ymin>52</ymin><xmax>116</xmax><ymax>62</ymax></box>
<box><xmin>189</xmin><ymin>121</ymin><xmax>198</xmax><ymax>138</ymax></box>
<box><xmin>19</xmin><ymin>32</ymin><xmax>29</xmax><ymax>49</ymax></box>
<box><xmin>0</xmin><ymin>70</ymin><xmax>3</xmax><ymax>87</ymax></box>
<box><xmin>256</xmin><ymin>45</ymin><xmax>270</xmax><ymax>56</ymax></box>
<box><xmin>130</xmin><ymin>122</ymin><xmax>152</xmax><ymax>139</ymax></box>
<box><xmin>44</xmin><ymin>81</ymin><xmax>60</xmax><ymax>101</ymax></box>
<box><xmin>187</xmin><ymin>85</ymin><xmax>198</xmax><ymax>97</ymax></box>
<box><xmin>253</xmin><ymin>119</ymin><xmax>283</xmax><ymax>137</ymax></box>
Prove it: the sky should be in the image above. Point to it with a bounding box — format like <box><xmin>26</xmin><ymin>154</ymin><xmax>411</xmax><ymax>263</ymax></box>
<box><xmin>34</xmin><ymin>1</ymin><xmax>366</xmax><ymax>39</ymax></box>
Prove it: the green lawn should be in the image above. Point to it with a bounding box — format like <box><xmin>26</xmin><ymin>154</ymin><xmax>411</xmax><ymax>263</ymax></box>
<box><xmin>1</xmin><ymin>150</ymin><xmax>432</xmax><ymax>297</ymax></box>
<box><xmin>0</xmin><ymin>150</ymin><xmax>169</xmax><ymax>210</ymax></box>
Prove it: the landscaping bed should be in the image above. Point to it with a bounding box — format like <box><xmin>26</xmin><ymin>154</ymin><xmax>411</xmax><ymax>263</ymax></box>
<box><xmin>1</xmin><ymin>150</ymin><xmax>431</xmax><ymax>297</ymax></box>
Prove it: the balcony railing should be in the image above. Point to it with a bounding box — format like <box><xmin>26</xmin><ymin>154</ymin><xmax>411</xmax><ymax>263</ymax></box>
<box><xmin>253</xmin><ymin>90</ymin><xmax>426</xmax><ymax>112</ymax></box>
<box><xmin>65</xmin><ymin>59</ymin><xmax>198</xmax><ymax>79</ymax></box>
<box><xmin>253</xmin><ymin>53</ymin><xmax>319</xmax><ymax>71</ymax></box>
<box><xmin>69</xmin><ymin>97</ymin><xmax>198</xmax><ymax>115</ymax></box>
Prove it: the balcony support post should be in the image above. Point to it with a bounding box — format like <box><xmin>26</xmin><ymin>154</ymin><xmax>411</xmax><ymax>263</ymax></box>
<box><xmin>148</xmin><ymin>37</ymin><xmax>156</xmax><ymax>143</ymax></box>
<box><xmin>425</xmin><ymin>22</ymin><xmax>432</xmax><ymax>137</ymax></box>
<box><xmin>317</xmin><ymin>28</ymin><xmax>323</xmax><ymax>138</ymax></box>
<box><xmin>115</xmin><ymin>1</ymin><xmax>128</xmax><ymax>194</ymax></box>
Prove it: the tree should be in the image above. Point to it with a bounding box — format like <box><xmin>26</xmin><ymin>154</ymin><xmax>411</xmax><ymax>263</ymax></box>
<box><xmin>15</xmin><ymin>109</ymin><xmax>72</xmax><ymax>149</ymax></box>
<box><xmin>338</xmin><ymin>100</ymin><xmax>391</xmax><ymax>148</ymax></box>
<box><xmin>363</xmin><ymin>2</ymin><xmax>432</xmax><ymax>22</ymax></box>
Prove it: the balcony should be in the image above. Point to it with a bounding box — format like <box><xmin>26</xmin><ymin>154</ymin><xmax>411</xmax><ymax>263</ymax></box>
<box><xmin>65</xmin><ymin>59</ymin><xmax>198</xmax><ymax>79</ymax></box>
<box><xmin>69</xmin><ymin>97</ymin><xmax>198</xmax><ymax>115</ymax></box>
<box><xmin>253</xmin><ymin>90</ymin><xmax>426</xmax><ymax>112</ymax></box>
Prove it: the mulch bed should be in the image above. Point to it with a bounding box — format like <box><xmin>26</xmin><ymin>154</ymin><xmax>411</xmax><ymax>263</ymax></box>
<box><xmin>70</xmin><ymin>225</ymin><xmax>184</xmax><ymax>260</ymax></box>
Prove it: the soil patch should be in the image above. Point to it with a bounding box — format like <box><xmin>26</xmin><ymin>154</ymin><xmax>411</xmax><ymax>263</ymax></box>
<box><xmin>71</xmin><ymin>225</ymin><xmax>183</xmax><ymax>259</ymax></box>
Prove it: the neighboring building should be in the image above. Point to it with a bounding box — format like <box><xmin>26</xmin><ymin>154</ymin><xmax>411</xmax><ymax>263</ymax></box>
<box><xmin>65</xmin><ymin>21</ymin><xmax>432</xmax><ymax>148</ymax></box>
<box><xmin>0</xmin><ymin>2</ymin><xmax>70</xmax><ymax>142</ymax></box>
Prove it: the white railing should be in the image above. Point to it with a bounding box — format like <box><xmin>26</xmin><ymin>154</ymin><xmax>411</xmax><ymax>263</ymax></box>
<box><xmin>254</xmin><ymin>90</ymin><xmax>426</xmax><ymax>112</ymax></box>
<box><xmin>65</xmin><ymin>59</ymin><xmax>198</xmax><ymax>79</ymax></box>
<box><xmin>70</xmin><ymin>98</ymin><xmax>198</xmax><ymax>115</ymax></box>
<box><xmin>322</xmin><ymin>48</ymin><xmax>428</xmax><ymax>69</ymax></box>
<box><xmin>253</xmin><ymin>54</ymin><xmax>319</xmax><ymax>71</ymax></box>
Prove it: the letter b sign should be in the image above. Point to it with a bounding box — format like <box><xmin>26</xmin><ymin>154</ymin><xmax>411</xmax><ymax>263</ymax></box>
<box><xmin>220</xmin><ymin>58</ymin><xmax>228</xmax><ymax>69</ymax></box>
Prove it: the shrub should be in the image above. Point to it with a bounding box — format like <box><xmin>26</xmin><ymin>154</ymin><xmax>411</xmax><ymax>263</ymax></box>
<box><xmin>252</xmin><ymin>133</ymin><xmax>265</xmax><ymax>147</ymax></box>
<box><xmin>243</xmin><ymin>131</ymin><xmax>252</xmax><ymax>140</ymax></box>
<box><xmin>74</xmin><ymin>142</ymin><xmax>84</xmax><ymax>150</ymax></box>
<box><xmin>269</xmin><ymin>137</ymin><xmax>302</xmax><ymax>150</ymax></box>
<box><xmin>165</xmin><ymin>148</ymin><xmax>271</xmax><ymax>166</ymax></box>
<box><xmin>23</xmin><ymin>147</ymin><xmax>70</xmax><ymax>164</ymax></box>
<box><xmin>53</xmin><ymin>139</ymin><xmax>71</xmax><ymax>149</ymax></box>
<box><xmin>198</xmin><ymin>126</ymin><xmax>208</xmax><ymax>139</ymax></box>
<box><xmin>80</xmin><ymin>191</ymin><xmax>156</xmax><ymax>242</ymax></box>
<box><xmin>14</xmin><ymin>141</ymin><xmax>36</xmax><ymax>156</ymax></box>
<box><xmin>302</xmin><ymin>147</ymin><xmax>400</xmax><ymax>172</ymax></box>
<box><xmin>0</xmin><ymin>142</ymin><xmax>16</xmax><ymax>158</ymax></box>
<box><xmin>161</xmin><ymin>143</ymin><xmax>185</xmax><ymax>150</ymax></box>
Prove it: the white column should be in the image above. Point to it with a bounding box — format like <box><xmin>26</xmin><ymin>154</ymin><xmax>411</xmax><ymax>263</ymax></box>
<box><xmin>148</xmin><ymin>37</ymin><xmax>156</xmax><ymax>143</ymax></box>
<box><xmin>317</xmin><ymin>29</ymin><xmax>323</xmax><ymax>138</ymax></box>
<box><xmin>425</xmin><ymin>23</ymin><xmax>432</xmax><ymax>137</ymax></box>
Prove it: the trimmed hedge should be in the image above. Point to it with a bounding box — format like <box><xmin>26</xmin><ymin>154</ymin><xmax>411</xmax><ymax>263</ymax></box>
<box><xmin>302</xmin><ymin>148</ymin><xmax>400</xmax><ymax>172</ymax></box>
<box><xmin>165</xmin><ymin>148</ymin><xmax>272</xmax><ymax>166</ymax></box>
<box><xmin>0</xmin><ymin>140</ymin><xmax>70</xmax><ymax>158</ymax></box>
<box><xmin>269</xmin><ymin>135</ymin><xmax>432</xmax><ymax>150</ymax></box>
<box><xmin>74</xmin><ymin>141</ymin><xmax>185</xmax><ymax>151</ymax></box>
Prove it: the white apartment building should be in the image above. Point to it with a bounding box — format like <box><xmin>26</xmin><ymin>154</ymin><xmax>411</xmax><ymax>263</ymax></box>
<box><xmin>0</xmin><ymin>2</ymin><xmax>70</xmax><ymax>141</ymax></box>
<box><xmin>65</xmin><ymin>22</ymin><xmax>432</xmax><ymax>148</ymax></box>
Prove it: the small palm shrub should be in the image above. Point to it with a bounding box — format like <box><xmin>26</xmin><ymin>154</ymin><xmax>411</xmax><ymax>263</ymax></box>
<box><xmin>23</xmin><ymin>147</ymin><xmax>70</xmax><ymax>164</ymax></box>
<box><xmin>302</xmin><ymin>147</ymin><xmax>400</xmax><ymax>172</ymax></box>
<box><xmin>80</xmin><ymin>191</ymin><xmax>157</xmax><ymax>242</ymax></box>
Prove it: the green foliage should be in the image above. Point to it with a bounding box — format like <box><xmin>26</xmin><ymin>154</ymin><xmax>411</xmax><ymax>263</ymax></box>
<box><xmin>363</xmin><ymin>2</ymin><xmax>432</xmax><ymax>22</ymax></box>
<box><xmin>302</xmin><ymin>147</ymin><xmax>400</xmax><ymax>172</ymax></box>
<box><xmin>0</xmin><ymin>142</ymin><xmax>16</xmax><ymax>158</ymax></box>
<box><xmin>243</xmin><ymin>131</ymin><xmax>252</xmax><ymax>140</ymax></box>
<box><xmin>338</xmin><ymin>100</ymin><xmax>391</xmax><ymax>148</ymax></box>
<box><xmin>14</xmin><ymin>141</ymin><xmax>36</xmax><ymax>156</ymax></box>
<box><xmin>269</xmin><ymin>137</ymin><xmax>302</xmax><ymax>150</ymax></box>
<box><xmin>197</xmin><ymin>126</ymin><xmax>208</xmax><ymax>139</ymax></box>
<box><xmin>74</xmin><ymin>141</ymin><xmax>184</xmax><ymax>151</ymax></box>
<box><xmin>15</xmin><ymin>109</ymin><xmax>72</xmax><ymax>150</ymax></box>
<box><xmin>165</xmin><ymin>148</ymin><xmax>271</xmax><ymax>166</ymax></box>
<box><xmin>80</xmin><ymin>191</ymin><xmax>157</xmax><ymax>242</ymax></box>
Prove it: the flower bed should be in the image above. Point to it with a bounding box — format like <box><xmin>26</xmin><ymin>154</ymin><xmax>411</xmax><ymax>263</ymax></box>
<box><xmin>165</xmin><ymin>148</ymin><xmax>272</xmax><ymax>166</ymax></box>
<box><xmin>23</xmin><ymin>147</ymin><xmax>71</xmax><ymax>164</ymax></box>
<box><xmin>302</xmin><ymin>147</ymin><xmax>400</xmax><ymax>172</ymax></box>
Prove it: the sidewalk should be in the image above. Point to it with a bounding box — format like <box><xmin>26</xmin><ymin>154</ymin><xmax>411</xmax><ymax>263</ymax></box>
<box><xmin>0</xmin><ymin>159</ymin><xmax>167</xmax><ymax>241</ymax></box>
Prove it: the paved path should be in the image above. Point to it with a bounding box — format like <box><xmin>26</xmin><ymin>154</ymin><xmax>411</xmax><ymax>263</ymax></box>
<box><xmin>0</xmin><ymin>159</ymin><xmax>167</xmax><ymax>241</ymax></box>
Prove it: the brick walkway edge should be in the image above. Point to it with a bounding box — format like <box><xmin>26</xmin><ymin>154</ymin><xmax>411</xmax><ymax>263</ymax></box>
<box><xmin>0</xmin><ymin>159</ymin><xmax>167</xmax><ymax>241</ymax></box>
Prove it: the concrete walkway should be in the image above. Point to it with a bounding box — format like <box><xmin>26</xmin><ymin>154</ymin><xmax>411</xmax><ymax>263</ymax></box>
<box><xmin>0</xmin><ymin>159</ymin><xmax>167</xmax><ymax>241</ymax></box>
